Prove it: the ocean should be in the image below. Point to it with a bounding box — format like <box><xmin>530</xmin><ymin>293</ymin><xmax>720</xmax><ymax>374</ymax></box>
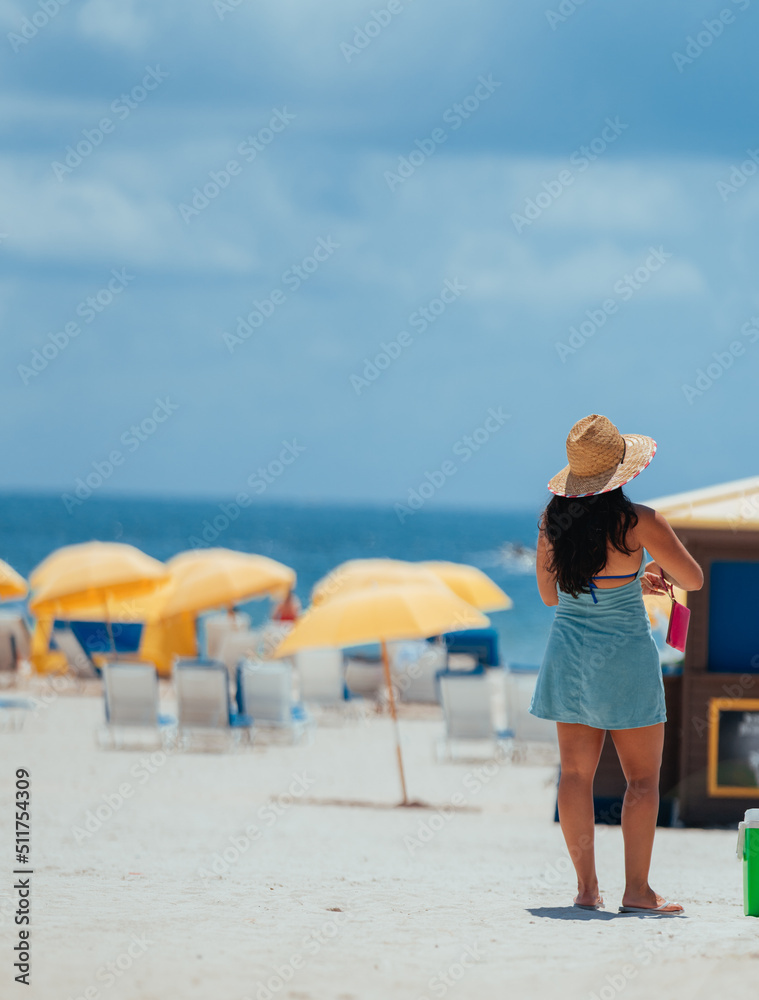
<box><xmin>0</xmin><ymin>493</ymin><xmax>555</xmax><ymax>666</ymax></box>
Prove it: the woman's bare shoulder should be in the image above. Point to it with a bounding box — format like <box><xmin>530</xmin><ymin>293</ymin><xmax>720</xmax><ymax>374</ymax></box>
<box><xmin>632</xmin><ymin>503</ymin><xmax>657</xmax><ymax>519</ymax></box>
<box><xmin>625</xmin><ymin>504</ymin><xmax>660</xmax><ymax>551</ymax></box>
<box><xmin>632</xmin><ymin>503</ymin><xmax>670</xmax><ymax>532</ymax></box>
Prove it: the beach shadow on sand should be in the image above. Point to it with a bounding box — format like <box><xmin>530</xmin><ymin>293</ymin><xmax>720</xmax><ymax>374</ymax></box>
<box><xmin>527</xmin><ymin>906</ymin><xmax>687</xmax><ymax>921</ymax></box>
<box><xmin>526</xmin><ymin>906</ymin><xmax>618</xmax><ymax>921</ymax></box>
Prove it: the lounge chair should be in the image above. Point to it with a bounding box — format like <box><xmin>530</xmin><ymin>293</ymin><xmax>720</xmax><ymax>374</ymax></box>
<box><xmin>0</xmin><ymin>613</ymin><xmax>30</xmax><ymax>685</ymax></box>
<box><xmin>203</xmin><ymin>611</ymin><xmax>251</xmax><ymax>660</ymax></box>
<box><xmin>294</xmin><ymin>648</ymin><xmax>347</xmax><ymax>707</ymax></box>
<box><xmin>51</xmin><ymin>627</ymin><xmax>98</xmax><ymax>679</ymax></box>
<box><xmin>0</xmin><ymin>697</ymin><xmax>35</xmax><ymax>732</ymax></box>
<box><xmin>0</xmin><ymin>630</ymin><xmax>17</xmax><ymax>686</ymax></box>
<box><xmin>390</xmin><ymin>640</ymin><xmax>448</xmax><ymax>704</ymax></box>
<box><xmin>258</xmin><ymin>621</ymin><xmax>293</xmax><ymax>660</ymax></box>
<box><xmin>442</xmin><ymin>627</ymin><xmax>501</xmax><ymax>668</ymax></box>
<box><xmin>216</xmin><ymin>629</ymin><xmax>265</xmax><ymax>679</ymax></box>
<box><xmin>235</xmin><ymin>660</ymin><xmax>310</xmax><ymax>743</ymax></box>
<box><xmin>502</xmin><ymin>666</ymin><xmax>559</xmax><ymax>754</ymax></box>
<box><xmin>344</xmin><ymin>653</ymin><xmax>384</xmax><ymax>699</ymax></box>
<box><xmin>99</xmin><ymin>661</ymin><xmax>174</xmax><ymax>750</ymax></box>
<box><xmin>436</xmin><ymin>668</ymin><xmax>514</xmax><ymax>761</ymax></box>
<box><xmin>174</xmin><ymin>658</ymin><xmax>252</xmax><ymax>750</ymax></box>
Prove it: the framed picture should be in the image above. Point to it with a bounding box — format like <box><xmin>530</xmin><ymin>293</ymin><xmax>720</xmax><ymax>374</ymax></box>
<box><xmin>708</xmin><ymin>698</ymin><xmax>759</xmax><ymax>798</ymax></box>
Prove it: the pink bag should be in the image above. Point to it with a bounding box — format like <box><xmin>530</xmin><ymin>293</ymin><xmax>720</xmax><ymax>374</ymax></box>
<box><xmin>660</xmin><ymin>571</ymin><xmax>690</xmax><ymax>653</ymax></box>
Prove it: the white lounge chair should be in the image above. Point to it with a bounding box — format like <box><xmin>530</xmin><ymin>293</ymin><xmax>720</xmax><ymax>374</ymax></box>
<box><xmin>294</xmin><ymin>648</ymin><xmax>346</xmax><ymax>707</ymax></box>
<box><xmin>436</xmin><ymin>669</ymin><xmax>514</xmax><ymax>761</ymax></box>
<box><xmin>52</xmin><ymin>628</ymin><xmax>98</xmax><ymax>679</ymax></box>
<box><xmin>174</xmin><ymin>659</ymin><xmax>252</xmax><ymax>750</ymax></box>
<box><xmin>0</xmin><ymin>697</ymin><xmax>35</xmax><ymax>732</ymax></box>
<box><xmin>505</xmin><ymin>669</ymin><xmax>558</xmax><ymax>746</ymax></box>
<box><xmin>0</xmin><ymin>612</ymin><xmax>31</xmax><ymax>654</ymax></box>
<box><xmin>344</xmin><ymin>655</ymin><xmax>384</xmax><ymax>699</ymax></box>
<box><xmin>0</xmin><ymin>613</ymin><xmax>30</xmax><ymax>684</ymax></box>
<box><xmin>203</xmin><ymin>611</ymin><xmax>251</xmax><ymax>660</ymax></box>
<box><xmin>0</xmin><ymin>630</ymin><xmax>17</xmax><ymax>686</ymax></box>
<box><xmin>390</xmin><ymin>640</ymin><xmax>447</xmax><ymax>703</ymax></box>
<box><xmin>99</xmin><ymin>662</ymin><xmax>173</xmax><ymax>749</ymax></box>
<box><xmin>504</xmin><ymin>667</ymin><xmax>559</xmax><ymax>747</ymax></box>
<box><xmin>216</xmin><ymin>629</ymin><xmax>265</xmax><ymax>679</ymax></box>
<box><xmin>258</xmin><ymin>621</ymin><xmax>293</xmax><ymax>660</ymax></box>
<box><xmin>236</xmin><ymin>660</ymin><xmax>310</xmax><ymax>743</ymax></box>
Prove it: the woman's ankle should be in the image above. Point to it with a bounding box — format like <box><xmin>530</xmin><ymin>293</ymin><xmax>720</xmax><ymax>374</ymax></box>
<box><xmin>577</xmin><ymin>878</ymin><xmax>599</xmax><ymax>895</ymax></box>
<box><xmin>622</xmin><ymin>881</ymin><xmax>654</xmax><ymax>900</ymax></box>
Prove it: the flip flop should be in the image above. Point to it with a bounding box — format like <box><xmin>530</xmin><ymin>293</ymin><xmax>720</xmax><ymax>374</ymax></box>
<box><xmin>618</xmin><ymin>900</ymin><xmax>684</xmax><ymax>916</ymax></box>
<box><xmin>573</xmin><ymin>897</ymin><xmax>604</xmax><ymax>911</ymax></box>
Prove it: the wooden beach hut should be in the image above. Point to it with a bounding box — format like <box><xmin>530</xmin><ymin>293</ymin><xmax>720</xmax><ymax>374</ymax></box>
<box><xmin>591</xmin><ymin>476</ymin><xmax>759</xmax><ymax>827</ymax></box>
<box><xmin>648</xmin><ymin>476</ymin><xmax>759</xmax><ymax>826</ymax></box>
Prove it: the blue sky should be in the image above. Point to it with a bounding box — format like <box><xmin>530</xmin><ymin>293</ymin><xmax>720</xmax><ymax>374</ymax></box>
<box><xmin>2</xmin><ymin>0</ymin><xmax>758</xmax><ymax>509</ymax></box>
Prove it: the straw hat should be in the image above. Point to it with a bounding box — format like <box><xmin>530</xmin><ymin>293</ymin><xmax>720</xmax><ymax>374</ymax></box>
<box><xmin>548</xmin><ymin>414</ymin><xmax>657</xmax><ymax>498</ymax></box>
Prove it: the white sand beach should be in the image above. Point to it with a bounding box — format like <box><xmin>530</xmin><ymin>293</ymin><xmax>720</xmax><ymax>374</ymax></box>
<box><xmin>1</xmin><ymin>686</ymin><xmax>756</xmax><ymax>1000</ymax></box>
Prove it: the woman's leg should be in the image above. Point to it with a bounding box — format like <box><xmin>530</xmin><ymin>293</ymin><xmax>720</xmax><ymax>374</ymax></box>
<box><xmin>556</xmin><ymin>722</ymin><xmax>606</xmax><ymax>905</ymax></box>
<box><xmin>610</xmin><ymin>723</ymin><xmax>681</xmax><ymax>911</ymax></box>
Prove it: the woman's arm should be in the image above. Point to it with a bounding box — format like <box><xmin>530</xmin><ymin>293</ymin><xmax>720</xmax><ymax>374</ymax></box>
<box><xmin>536</xmin><ymin>520</ymin><xmax>559</xmax><ymax>606</ymax></box>
<box><xmin>633</xmin><ymin>504</ymin><xmax>704</xmax><ymax>591</ymax></box>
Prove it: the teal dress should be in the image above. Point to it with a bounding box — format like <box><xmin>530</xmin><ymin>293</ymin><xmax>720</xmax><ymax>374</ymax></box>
<box><xmin>529</xmin><ymin>553</ymin><xmax>665</xmax><ymax>730</ymax></box>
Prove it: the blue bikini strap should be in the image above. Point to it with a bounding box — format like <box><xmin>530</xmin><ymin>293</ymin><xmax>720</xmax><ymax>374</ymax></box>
<box><xmin>588</xmin><ymin>572</ymin><xmax>638</xmax><ymax>604</ymax></box>
<box><xmin>588</xmin><ymin>553</ymin><xmax>646</xmax><ymax>603</ymax></box>
<box><xmin>592</xmin><ymin>572</ymin><xmax>638</xmax><ymax>580</ymax></box>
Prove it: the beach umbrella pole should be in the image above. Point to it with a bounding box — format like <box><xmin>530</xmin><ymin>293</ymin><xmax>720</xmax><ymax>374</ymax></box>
<box><xmin>380</xmin><ymin>639</ymin><xmax>408</xmax><ymax>806</ymax></box>
<box><xmin>102</xmin><ymin>598</ymin><xmax>115</xmax><ymax>655</ymax></box>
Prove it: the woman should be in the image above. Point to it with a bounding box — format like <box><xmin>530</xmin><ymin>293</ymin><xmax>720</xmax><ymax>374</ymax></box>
<box><xmin>530</xmin><ymin>414</ymin><xmax>703</xmax><ymax>915</ymax></box>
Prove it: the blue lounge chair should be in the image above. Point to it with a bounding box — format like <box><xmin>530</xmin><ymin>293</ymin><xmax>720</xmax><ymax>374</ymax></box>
<box><xmin>441</xmin><ymin>627</ymin><xmax>501</xmax><ymax>668</ymax></box>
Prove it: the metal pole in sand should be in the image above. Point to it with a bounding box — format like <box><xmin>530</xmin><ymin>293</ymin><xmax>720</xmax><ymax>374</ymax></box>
<box><xmin>380</xmin><ymin>638</ymin><xmax>408</xmax><ymax>806</ymax></box>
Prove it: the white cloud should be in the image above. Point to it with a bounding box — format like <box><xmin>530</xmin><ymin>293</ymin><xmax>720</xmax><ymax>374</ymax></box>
<box><xmin>77</xmin><ymin>0</ymin><xmax>151</xmax><ymax>52</ymax></box>
<box><xmin>0</xmin><ymin>158</ymin><xmax>255</xmax><ymax>272</ymax></box>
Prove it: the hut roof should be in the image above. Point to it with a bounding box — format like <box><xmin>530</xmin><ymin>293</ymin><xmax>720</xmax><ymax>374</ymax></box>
<box><xmin>646</xmin><ymin>476</ymin><xmax>759</xmax><ymax>531</ymax></box>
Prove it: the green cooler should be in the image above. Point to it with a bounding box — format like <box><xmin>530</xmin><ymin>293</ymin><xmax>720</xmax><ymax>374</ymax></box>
<box><xmin>737</xmin><ymin>808</ymin><xmax>759</xmax><ymax>917</ymax></box>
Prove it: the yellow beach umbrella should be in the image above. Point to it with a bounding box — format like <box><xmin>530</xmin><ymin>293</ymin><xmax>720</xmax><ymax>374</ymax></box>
<box><xmin>0</xmin><ymin>559</ymin><xmax>28</xmax><ymax>600</ymax></box>
<box><xmin>141</xmin><ymin>548</ymin><xmax>295</xmax><ymax>621</ymax></box>
<box><xmin>420</xmin><ymin>561</ymin><xmax>513</xmax><ymax>612</ymax></box>
<box><xmin>311</xmin><ymin>558</ymin><xmax>442</xmax><ymax>606</ymax></box>
<box><xmin>29</xmin><ymin>543</ymin><xmax>169</xmax><ymax>655</ymax></box>
<box><xmin>275</xmin><ymin>582</ymin><xmax>489</xmax><ymax>805</ymax></box>
<box><xmin>29</xmin><ymin>542</ymin><xmax>169</xmax><ymax>617</ymax></box>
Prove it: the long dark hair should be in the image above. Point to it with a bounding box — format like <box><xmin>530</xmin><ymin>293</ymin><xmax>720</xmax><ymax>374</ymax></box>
<box><xmin>540</xmin><ymin>488</ymin><xmax>639</xmax><ymax>598</ymax></box>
